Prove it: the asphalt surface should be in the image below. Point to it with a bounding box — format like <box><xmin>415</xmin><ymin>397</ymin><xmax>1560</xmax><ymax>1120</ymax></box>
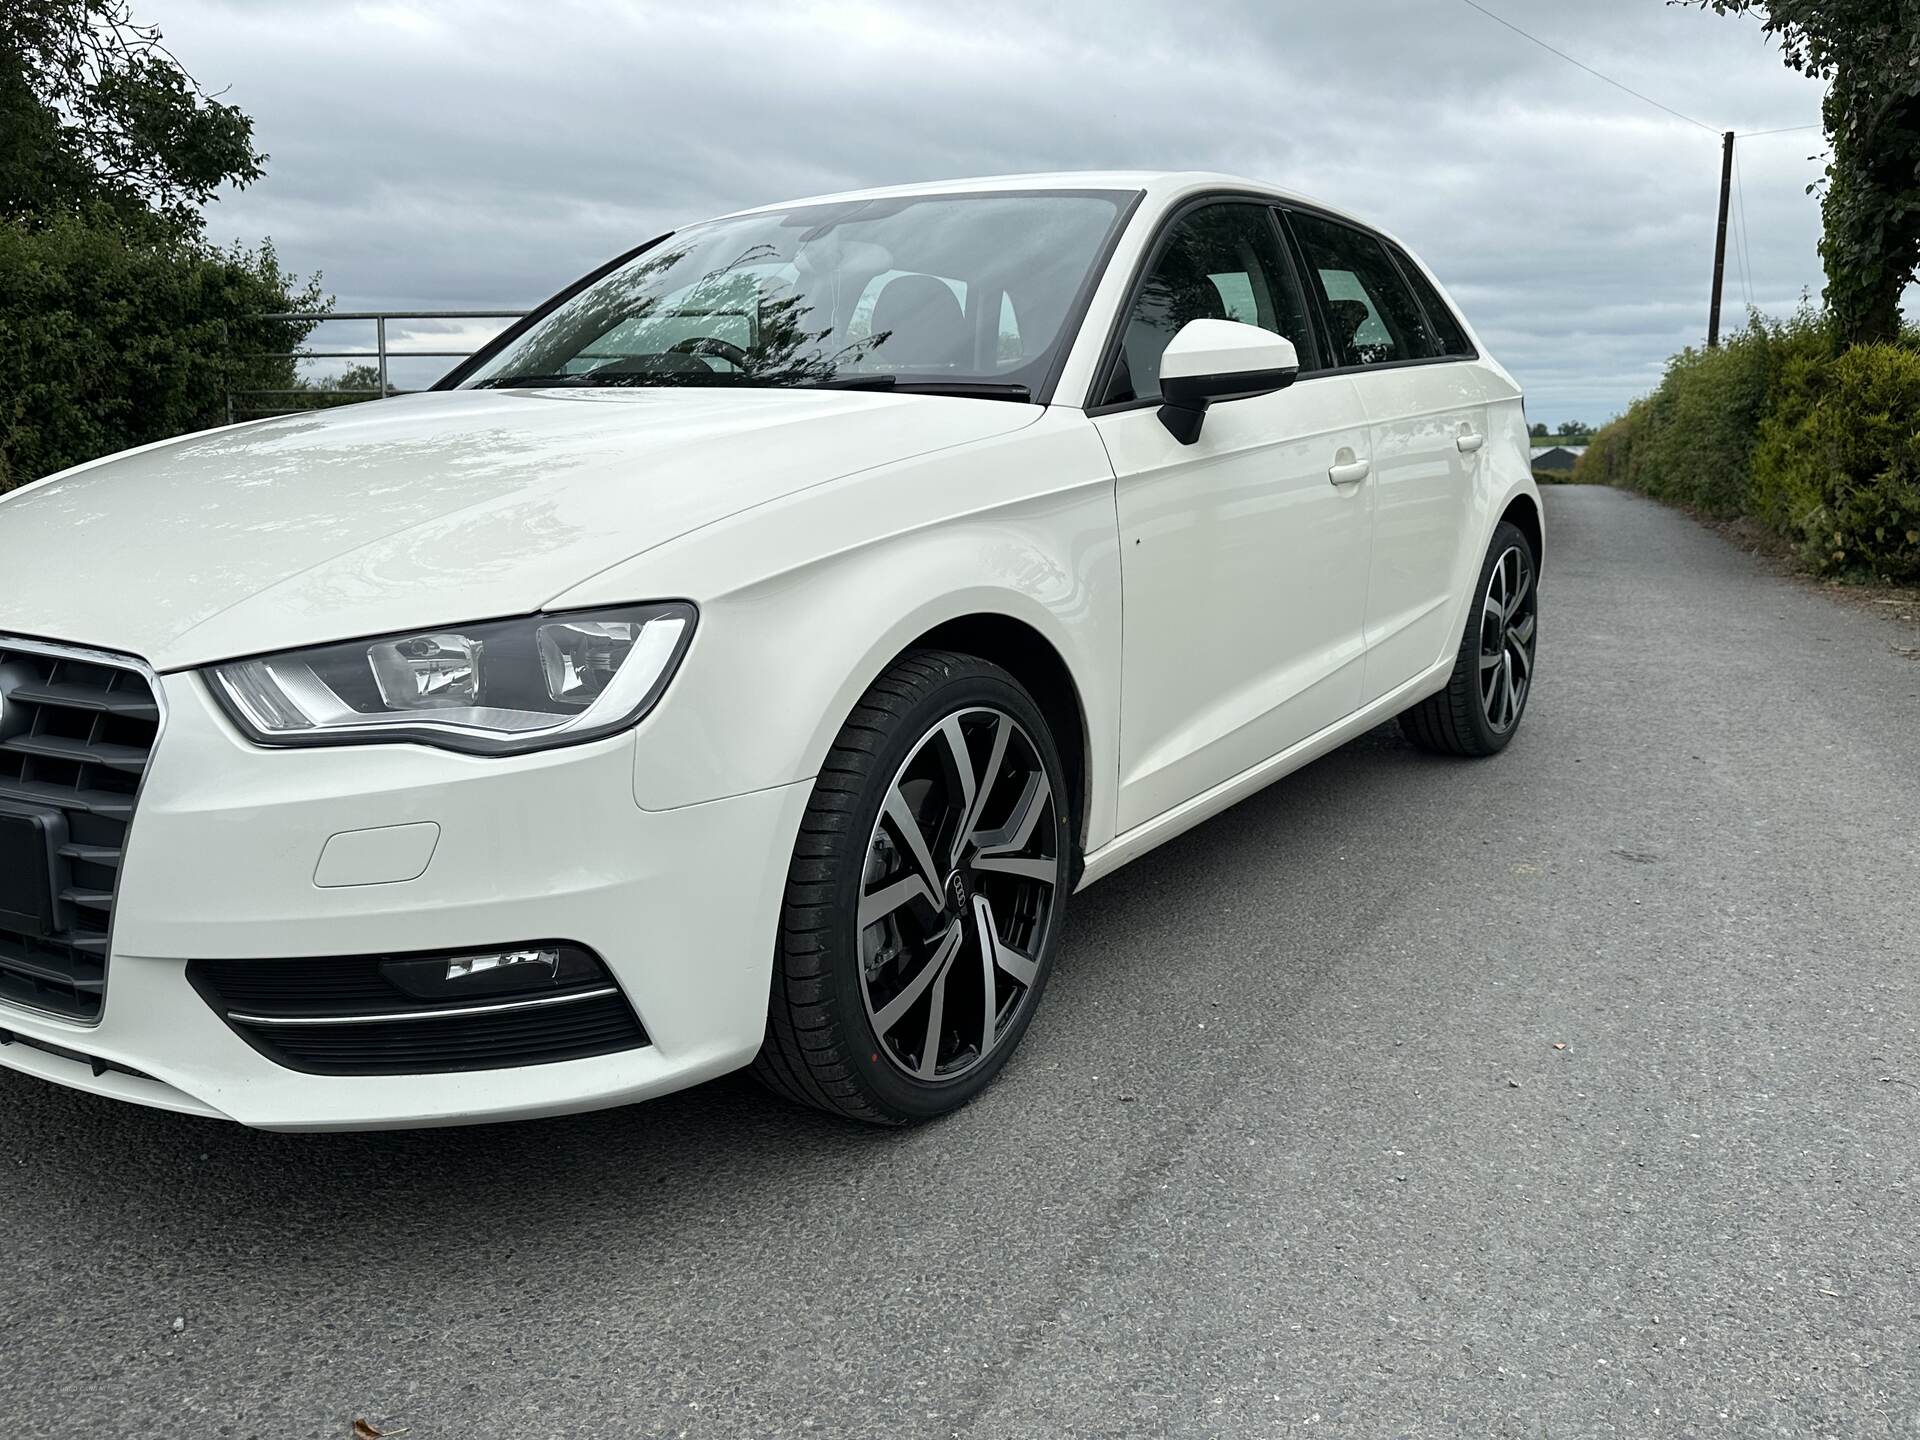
<box><xmin>3</xmin><ymin>485</ymin><xmax>1918</xmax><ymax>1439</ymax></box>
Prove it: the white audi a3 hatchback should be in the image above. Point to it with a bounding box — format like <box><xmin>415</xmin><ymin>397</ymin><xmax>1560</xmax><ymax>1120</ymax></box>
<box><xmin>0</xmin><ymin>172</ymin><xmax>1540</xmax><ymax>1129</ymax></box>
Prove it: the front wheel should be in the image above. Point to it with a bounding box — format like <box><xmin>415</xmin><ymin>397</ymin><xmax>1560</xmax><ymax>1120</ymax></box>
<box><xmin>753</xmin><ymin>650</ymin><xmax>1071</xmax><ymax>1124</ymax></box>
<box><xmin>1399</xmin><ymin>520</ymin><xmax>1538</xmax><ymax>756</ymax></box>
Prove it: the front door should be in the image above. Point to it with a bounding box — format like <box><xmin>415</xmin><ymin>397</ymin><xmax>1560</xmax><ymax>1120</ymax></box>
<box><xmin>1091</xmin><ymin>202</ymin><xmax>1376</xmax><ymax>834</ymax></box>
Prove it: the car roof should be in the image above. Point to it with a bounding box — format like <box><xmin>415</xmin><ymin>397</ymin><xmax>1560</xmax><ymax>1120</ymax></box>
<box><xmin>712</xmin><ymin>170</ymin><xmax>1372</xmax><ymax>231</ymax></box>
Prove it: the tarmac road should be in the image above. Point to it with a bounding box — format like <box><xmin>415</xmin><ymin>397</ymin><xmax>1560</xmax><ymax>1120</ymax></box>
<box><xmin>2</xmin><ymin>485</ymin><xmax>1916</xmax><ymax>1438</ymax></box>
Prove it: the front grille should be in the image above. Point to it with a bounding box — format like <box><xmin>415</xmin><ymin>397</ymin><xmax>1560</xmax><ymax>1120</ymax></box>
<box><xmin>0</xmin><ymin>639</ymin><xmax>161</xmax><ymax>1020</ymax></box>
<box><xmin>188</xmin><ymin>949</ymin><xmax>650</xmax><ymax>1076</ymax></box>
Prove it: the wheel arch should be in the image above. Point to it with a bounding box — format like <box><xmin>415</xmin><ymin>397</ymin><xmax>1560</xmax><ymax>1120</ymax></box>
<box><xmin>1500</xmin><ymin>489</ymin><xmax>1545</xmax><ymax>573</ymax></box>
<box><xmin>630</xmin><ymin>552</ymin><xmax>1119</xmax><ymax>831</ymax></box>
<box><xmin>893</xmin><ymin>612</ymin><xmax>1093</xmax><ymax>880</ymax></box>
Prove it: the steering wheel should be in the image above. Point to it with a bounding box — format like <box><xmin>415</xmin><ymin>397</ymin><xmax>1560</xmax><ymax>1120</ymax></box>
<box><xmin>666</xmin><ymin>337</ymin><xmax>751</xmax><ymax>370</ymax></box>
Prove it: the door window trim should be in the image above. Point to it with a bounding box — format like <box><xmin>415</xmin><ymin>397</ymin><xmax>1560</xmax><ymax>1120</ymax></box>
<box><xmin>1382</xmin><ymin>237</ymin><xmax>1479</xmax><ymax>362</ymax></box>
<box><xmin>1084</xmin><ymin>191</ymin><xmax>1325</xmax><ymax>418</ymax></box>
<box><xmin>1275</xmin><ymin>203</ymin><xmax>1479</xmax><ymax>377</ymax></box>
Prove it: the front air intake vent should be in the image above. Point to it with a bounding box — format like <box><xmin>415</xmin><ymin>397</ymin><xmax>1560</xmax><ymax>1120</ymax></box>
<box><xmin>188</xmin><ymin>946</ymin><xmax>650</xmax><ymax>1075</ymax></box>
<box><xmin>0</xmin><ymin>638</ymin><xmax>161</xmax><ymax>1021</ymax></box>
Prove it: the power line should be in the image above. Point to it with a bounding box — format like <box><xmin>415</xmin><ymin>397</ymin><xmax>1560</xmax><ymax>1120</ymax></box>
<box><xmin>1731</xmin><ymin>172</ymin><xmax>1754</xmax><ymax>311</ymax></box>
<box><xmin>1454</xmin><ymin>0</ymin><xmax>1810</xmax><ymax>342</ymax></box>
<box><xmin>1735</xmin><ymin>174</ymin><xmax>1751</xmax><ymax>311</ymax></box>
<box><xmin>1455</xmin><ymin>0</ymin><xmax>1720</xmax><ymax>134</ymax></box>
<box><xmin>1733</xmin><ymin>145</ymin><xmax>1757</xmax><ymax>311</ymax></box>
<box><xmin>1454</xmin><ymin>0</ymin><xmax>1821</xmax><ymax>145</ymax></box>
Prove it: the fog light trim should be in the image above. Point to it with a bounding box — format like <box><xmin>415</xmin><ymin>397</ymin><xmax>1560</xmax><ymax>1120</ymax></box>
<box><xmin>185</xmin><ymin>943</ymin><xmax>650</xmax><ymax>1076</ymax></box>
<box><xmin>227</xmin><ymin>984</ymin><xmax>620</xmax><ymax>1027</ymax></box>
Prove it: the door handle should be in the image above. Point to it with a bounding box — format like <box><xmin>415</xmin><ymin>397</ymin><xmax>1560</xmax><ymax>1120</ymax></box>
<box><xmin>1456</xmin><ymin>431</ymin><xmax>1486</xmax><ymax>454</ymax></box>
<box><xmin>1328</xmin><ymin>457</ymin><xmax>1371</xmax><ymax>487</ymax></box>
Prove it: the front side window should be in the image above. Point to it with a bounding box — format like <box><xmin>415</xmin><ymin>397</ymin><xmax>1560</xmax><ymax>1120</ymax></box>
<box><xmin>461</xmin><ymin>191</ymin><xmax>1132</xmax><ymax>398</ymax></box>
<box><xmin>1103</xmin><ymin>203</ymin><xmax>1314</xmax><ymax>405</ymax></box>
<box><xmin>1289</xmin><ymin>211</ymin><xmax>1441</xmax><ymax>368</ymax></box>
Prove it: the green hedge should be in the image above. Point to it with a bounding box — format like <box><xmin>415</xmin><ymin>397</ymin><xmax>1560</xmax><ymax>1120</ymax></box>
<box><xmin>1752</xmin><ymin>345</ymin><xmax>1920</xmax><ymax>578</ymax></box>
<box><xmin>1577</xmin><ymin>311</ymin><xmax>1920</xmax><ymax>582</ymax></box>
<box><xmin>0</xmin><ymin>212</ymin><xmax>319</xmax><ymax>490</ymax></box>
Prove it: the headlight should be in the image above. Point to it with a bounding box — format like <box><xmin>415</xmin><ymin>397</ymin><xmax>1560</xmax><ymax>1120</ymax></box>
<box><xmin>206</xmin><ymin>603</ymin><xmax>695</xmax><ymax>755</ymax></box>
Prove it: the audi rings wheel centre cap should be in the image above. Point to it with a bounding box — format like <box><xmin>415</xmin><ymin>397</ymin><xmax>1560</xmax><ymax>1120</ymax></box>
<box><xmin>945</xmin><ymin>868</ymin><xmax>972</xmax><ymax>916</ymax></box>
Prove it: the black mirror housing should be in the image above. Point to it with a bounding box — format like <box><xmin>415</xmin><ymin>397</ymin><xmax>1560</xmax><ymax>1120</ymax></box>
<box><xmin>1157</xmin><ymin>363</ymin><xmax>1300</xmax><ymax>445</ymax></box>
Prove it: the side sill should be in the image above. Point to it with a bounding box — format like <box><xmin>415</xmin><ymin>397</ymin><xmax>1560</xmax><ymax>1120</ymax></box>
<box><xmin>1074</xmin><ymin>653</ymin><xmax>1454</xmax><ymax>889</ymax></box>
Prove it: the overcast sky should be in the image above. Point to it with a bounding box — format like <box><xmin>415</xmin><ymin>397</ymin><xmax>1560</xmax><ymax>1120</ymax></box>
<box><xmin>163</xmin><ymin>0</ymin><xmax>1837</xmax><ymax>425</ymax></box>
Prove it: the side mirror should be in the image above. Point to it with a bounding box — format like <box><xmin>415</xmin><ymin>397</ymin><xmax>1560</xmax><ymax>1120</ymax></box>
<box><xmin>1156</xmin><ymin>320</ymin><xmax>1301</xmax><ymax>444</ymax></box>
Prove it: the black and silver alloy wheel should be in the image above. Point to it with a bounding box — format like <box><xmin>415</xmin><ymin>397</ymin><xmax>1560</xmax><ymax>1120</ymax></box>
<box><xmin>1400</xmin><ymin>518</ymin><xmax>1540</xmax><ymax>757</ymax></box>
<box><xmin>755</xmin><ymin>650</ymin><xmax>1071</xmax><ymax>1124</ymax></box>
<box><xmin>857</xmin><ymin>707</ymin><xmax>1058</xmax><ymax>1082</ymax></box>
<box><xmin>1478</xmin><ymin>543</ymin><xmax>1536</xmax><ymax>734</ymax></box>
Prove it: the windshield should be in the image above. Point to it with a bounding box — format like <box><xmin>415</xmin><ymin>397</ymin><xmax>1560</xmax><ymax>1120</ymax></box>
<box><xmin>460</xmin><ymin>190</ymin><xmax>1134</xmax><ymax>400</ymax></box>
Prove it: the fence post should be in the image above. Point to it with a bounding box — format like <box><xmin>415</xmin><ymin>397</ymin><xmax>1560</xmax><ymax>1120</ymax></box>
<box><xmin>221</xmin><ymin>317</ymin><xmax>233</xmax><ymax>425</ymax></box>
<box><xmin>376</xmin><ymin>316</ymin><xmax>390</xmax><ymax>397</ymax></box>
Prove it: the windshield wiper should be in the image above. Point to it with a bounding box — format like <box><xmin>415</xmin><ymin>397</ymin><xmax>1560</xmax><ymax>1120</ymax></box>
<box><xmin>893</xmin><ymin>381</ymin><xmax>1032</xmax><ymax>402</ymax></box>
<box><xmin>475</xmin><ymin>374</ymin><xmax>600</xmax><ymax>389</ymax></box>
<box><xmin>477</xmin><ymin>372</ymin><xmax>754</xmax><ymax>391</ymax></box>
<box><xmin>789</xmin><ymin>377</ymin><xmax>1034</xmax><ymax>403</ymax></box>
<box><xmin>477</xmin><ymin>372</ymin><xmax>1033</xmax><ymax>403</ymax></box>
<box><xmin>787</xmin><ymin>374</ymin><xmax>897</xmax><ymax>390</ymax></box>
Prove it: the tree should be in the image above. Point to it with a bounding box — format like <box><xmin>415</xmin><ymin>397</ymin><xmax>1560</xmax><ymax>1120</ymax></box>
<box><xmin>0</xmin><ymin>219</ymin><xmax>321</xmax><ymax>486</ymax></box>
<box><xmin>1688</xmin><ymin>1</ymin><xmax>1920</xmax><ymax>345</ymax></box>
<box><xmin>1558</xmin><ymin>420</ymin><xmax>1589</xmax><ymax>436</ymax></box>
<box><xmin>2</xmin><ymin>0</ymin><xmax>264</xmax><ymax>234</ymax></box>
<box><xmin>280</xmin><ymin>362</ymin><xmax>390</xmax><ymax>414</ymax></box>
<box><xmin>0</xmin><ymin>1</ymin><xmax>322</xmax><ymax>486</ymax></box>
<box><xmin>1529</xmin><ymin>421</ymin><xmax>1549</xmax><ymax>437</ymax></box>
<box><xmin>321</xmin><ymin>362</ymin><xmax>388</xmax><ymax>396</ymax></box>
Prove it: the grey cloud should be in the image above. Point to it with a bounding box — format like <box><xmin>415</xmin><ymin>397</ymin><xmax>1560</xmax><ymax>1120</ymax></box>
<box><xmin>167</xmin><ymin>0</ymin><xmax>1839</xmax><ymax>423</ymax></box>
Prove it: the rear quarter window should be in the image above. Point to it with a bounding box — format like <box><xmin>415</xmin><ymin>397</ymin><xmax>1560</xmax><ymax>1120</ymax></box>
<box><xmin>1391</xmin><ymin>245</ymin><xmax>1475</xmax><ymax>358</ymax></box>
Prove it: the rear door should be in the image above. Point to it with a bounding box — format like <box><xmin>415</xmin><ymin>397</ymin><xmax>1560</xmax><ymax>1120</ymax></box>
<box><xmin>1092</xmin><ymin>200</ymin><xmax>1374</xmax><ymax>833</ymax></box>
<box><xmin>1286</xmin><ymin>211</ymin><xmax>1488</xmax><ymax>703</ymax></box>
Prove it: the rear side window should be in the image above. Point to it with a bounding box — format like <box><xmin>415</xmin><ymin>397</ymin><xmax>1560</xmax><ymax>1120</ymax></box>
<box><xmin>1390</xmin><ymin>244</ymin><xmax>1475</xmax><ymax>358</ymax></box>
<box><xmin>1289</xmin><ymin>211</ymin><xmax>1440</xmax><ymax>368</ymax></box>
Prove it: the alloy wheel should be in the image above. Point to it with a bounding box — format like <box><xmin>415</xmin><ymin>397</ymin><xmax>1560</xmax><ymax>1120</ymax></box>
<box><xmin>856</xmin><ymin>707</ymin><xmax>1060</xmax><ymax>1082</ymax></box>
<box><xmin>1479</xmin><ymin>544</ymin><xmax>1537</xmax><ymax>733</ymax></box>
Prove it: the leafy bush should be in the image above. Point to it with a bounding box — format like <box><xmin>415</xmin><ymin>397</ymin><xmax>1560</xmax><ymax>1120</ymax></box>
<box><xmin>1750</xmin><ymin>344</ymin><xmax>1920</xmax><ymax>581</ymax></box>
<box><xmin>0</xmin><ymin>212</ymin><xmax>319</xmax><ymax>488</ymax></box>
<box><xmin>1575</xmin><ymin>400</ymin><xmax>1646</xmax><ymax>492</ymax></box>
<box><xmin>1576</xmin><ymin>310</ymin><xmax>1836</xmax><ymax>516</ymax></box>
<box><xmin>1574</xmin><ymin>308</ymin><xmax>1920</xmax><ymax>579</ymax></box>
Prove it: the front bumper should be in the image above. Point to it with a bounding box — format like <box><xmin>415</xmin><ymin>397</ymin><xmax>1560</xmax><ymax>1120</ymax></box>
<box><xmin>0</xmin><ymin>672</ymin><xmax>809</xmax><ymax>1130</ymax></box>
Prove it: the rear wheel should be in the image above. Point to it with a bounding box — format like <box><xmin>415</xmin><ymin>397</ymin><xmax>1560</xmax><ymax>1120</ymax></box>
<box><xmin>1399</xmin><ymin>520</ymin><xmax>1538</xmax><ymax>757</ymax></box>
<box><xmin>754</xmin><ymin>650</ymin><xmax>1070</xmax><ymax>1124</ymax></box>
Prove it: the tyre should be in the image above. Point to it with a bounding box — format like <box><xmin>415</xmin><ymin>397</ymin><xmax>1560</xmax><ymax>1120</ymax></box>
<box><xmin>1399</xmin><ymin>520</ymin><xmax>1538</xmax><ymax>757</ymax></box>
<box><xmin>754</xmin><ymin>650</ymin><xmax>1071</xmax><ymax>1124</ymax></box>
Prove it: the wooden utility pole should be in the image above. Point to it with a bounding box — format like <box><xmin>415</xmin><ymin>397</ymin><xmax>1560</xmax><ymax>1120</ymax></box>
<box><xmin>1708</xmin><ymin>130</ymin><xmax>1734</xmax><ymax>347</ymax></box>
